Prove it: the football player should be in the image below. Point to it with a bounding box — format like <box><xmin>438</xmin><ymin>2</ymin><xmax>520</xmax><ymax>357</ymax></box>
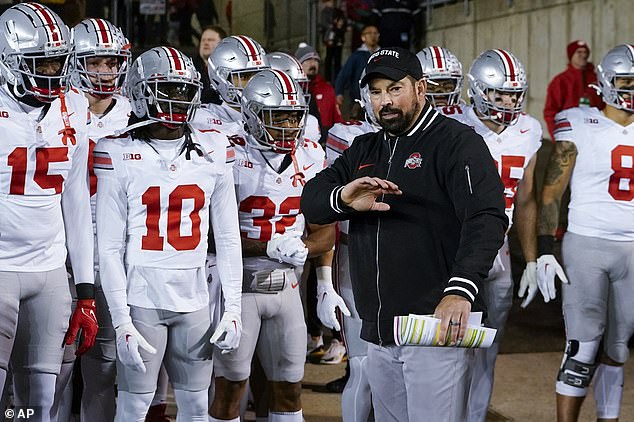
<box><xmin>94</xmin><ymin>47</ymin><xmax>242</xmax><ymax>421</ymax></box>
<box><xmin>439</xmin><ymin>49</ymin><xmax>541</xmax><ymax>422</ymax></box>
<box><xmin>416</xmin><ymin>46</ymin><xmax>464</xmax><ymax>108</ymax></box>
<box><xmin>209</xmin><ymin>69</ymin><xmax>336</xmax><ymax>422</ymax></box>
<box><xmin>537</xmin><ymin>44</ymin><xmax>634</xmax><ymax>422</ymax></box>
<box><xmin>70</xmin><ymin>17</ymin><xmax>132</xmax><ymax>422</ymax></box>
<box><xmin>206</xmin><ymin>35</ymin><xmax>270</xmax><ymax>125</ymax></box>
<box><xmin>267</xmin><ymin>51</ymin><xmax>321</xmax><ymax>143</ymax></box>
<box><xmin>0</xmin><ymin>3</ymin><xmax>96</xmax><ymax>418</ymax></box>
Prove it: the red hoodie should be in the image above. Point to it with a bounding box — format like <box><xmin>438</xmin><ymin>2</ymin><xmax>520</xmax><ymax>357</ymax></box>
<box><xmin>543</xmin><ymin>63</ymin><xmax>604</xmax><ymax>140</ymax></box>
<box><xmin>309</xmin><ymin>74</ymin><xmax>342</xmax><ymax>129</ymax></box>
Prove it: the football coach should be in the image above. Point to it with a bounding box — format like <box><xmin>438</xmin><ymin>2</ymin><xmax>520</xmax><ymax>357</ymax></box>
<box><xmin>300</xmin><ymin>47</ymin><xmax>508</xmax><ymax>422</ymax></box>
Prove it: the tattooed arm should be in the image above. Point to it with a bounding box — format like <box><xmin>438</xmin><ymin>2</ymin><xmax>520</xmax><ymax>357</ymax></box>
<box><xmin>537</xmin><ymin>141</ymin><xmax>578</xmax><ymax>236</ymax></box>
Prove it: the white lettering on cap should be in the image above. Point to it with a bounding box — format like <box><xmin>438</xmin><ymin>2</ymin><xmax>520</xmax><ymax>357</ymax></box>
<box><xmin>368</xmin><ymin>49</ymin><xmax>400</xmax><ymax>62</ymax></box>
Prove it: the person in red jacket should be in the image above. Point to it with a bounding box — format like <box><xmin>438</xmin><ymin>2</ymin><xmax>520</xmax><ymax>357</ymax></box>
<box><xmin>295</xmin><ymin>42</ymin><xmax>343</xmax><ymax>139</ymax></box>
<box><xmin>543</xmin><ymin>40</ymin><xmax>604</xmax><ymax>139</ymax></box>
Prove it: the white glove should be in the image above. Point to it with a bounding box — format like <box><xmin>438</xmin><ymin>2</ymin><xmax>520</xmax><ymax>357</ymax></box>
<box><xmin>316</xmin><ymin>267</ymin><xmax>351</xmax><ymax>331</ymax></box>
<box><xmin>115</xmin><ymin>322</ymin><xmax>157</xmax><ymax>373</ymax></box>
<box><xmin>517</xmin><ymin>262</ymin><xmax>538</xmax><ymax>308</ymax></box>
<box><xmin>210</xmin><ymin>311</ymin><xmax>242</xmax><ymax>354</ymax></box>
<box><xmin>536</xmin><ymin>254</ymin><xmax>569</xmax><ymax>303</ymax></box>
<box><xmin>267</xmin><ymin>232</ymin><xmax>308</xmax><ymax>268</ymax></box>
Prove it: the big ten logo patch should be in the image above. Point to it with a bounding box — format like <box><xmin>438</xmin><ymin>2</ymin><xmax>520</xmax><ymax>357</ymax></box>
<box><xmin>0</xmin><ymin>111</ymin><xmax>9</xmax><ymax>118</ymax></box>
<box><xmin>123</xmin><ymin>153</ymin><xmax>142</xmax><ymax>161</ymax></box>
<box><xmin>238</xmin><ymin>159</ymin><xmax>253</xmax><ymax>169</ymax></box>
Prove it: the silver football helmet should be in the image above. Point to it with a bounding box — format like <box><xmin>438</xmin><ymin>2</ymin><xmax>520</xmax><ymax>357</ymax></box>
<box><xmin>416</xmin><ymin>46</ymin><xmax>463</xmax><ymax>107</ymax></box>
<box><xmin>208</xmin><ymin>35</ymin><xmax>269</xmax><ymax>107</ymax></box>
<box><xmin>241</xmin><ymin>69</ymin><xmax>308</xmax><ymax>153</ymax></box>
<box><xmin>467</xmin><ymin>49</ymin><xmax>528</xmax><ymax>126</ymax></box>
<box><xmin>0</xmin><ymin>3</ymin><xmax>71</xmax><ymax>102</ymax></box>
<box><xmin>71</xmin><ymin>18</ymin><xmax>131</xmax><ymax>96</ymax></box>
<box><xmin>596</xmin><ymin>44</ymin><xmax>634</xmax><ymax>112</ymax></box>
<box><xmin>126</xmin><ymin>46</ymin><xmax>201</xmax><ymax>127</ymax></box>
<box><xmin>267</xmin><ymin>51</ymin><xmax>311</xmax><ymax>103</ymax></box>
<box><xmin>358</xmin><ymin>69</ymin><xmax>379</xmax><ymax>127</ymax></box>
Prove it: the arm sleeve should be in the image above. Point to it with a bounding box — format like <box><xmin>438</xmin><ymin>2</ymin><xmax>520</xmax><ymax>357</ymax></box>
<box><xmin>211</xmin><ymin>166</ymin><xmax>243</xmax><ymax>315</ymax></box>
<box><xmin>443</xmin><ymin>130</ymin><xmax>508</xmax><ymax>303</ymax></box>
<box><xmin>301</xmin><ymin>138</ymin><xmax>357</xmax><ymax>225</ymax></box>
<box><xmin>62</xmin><ymin>131</ymin><xmax>95</xmax><ymax>285</ymax></box>
<box><xmin>94</xmin><ymin>146</ymin><xmax>131</xmax><ymax>329</ymax></box>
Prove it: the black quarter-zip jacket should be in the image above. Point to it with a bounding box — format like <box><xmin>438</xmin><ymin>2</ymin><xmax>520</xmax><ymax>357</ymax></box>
<box><xmin>301</xmin><ymin>103</ymin><xmax>508</xmax><ymax>345</ymax></box>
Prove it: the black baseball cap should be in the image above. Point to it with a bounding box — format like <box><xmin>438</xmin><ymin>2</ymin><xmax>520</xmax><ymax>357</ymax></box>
<box><xmin>360</xmin><ymin>47</ymin><xmax>424</xmax><ymax>87</ymax></box>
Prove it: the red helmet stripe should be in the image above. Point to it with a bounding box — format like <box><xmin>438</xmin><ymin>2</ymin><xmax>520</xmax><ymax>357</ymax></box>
<box><xmin>432</xmin><ymin>46</ymin><xmax>444</xmax><ymax>70</ymax></box>
<box><xmin>272</xmin><ymin>69</ymin><xmax>296</xmax><ymax>100</ymax></box>
<box><xmin>235</xmin><ymin>35</ymin><xmax>260</xmax><ymax>62</ymax></box>
<box><xmin>165</xmin><ymin>47</ymin><xmax>184</xmax><ymax>71</ymax></box>
<box><xmin>496</xmin><ymin>49</ymin><xmax>516</xmax><ymax>82</ymax></box>
<box><xmin>27</xmin><ymin>3</ymin><xmax>61</xmax><ymax>43</ymax></box>
<box><xmin>93</xmin><ymin>19</ymin><xmax>112</xmax><ymax>45</ymax></box>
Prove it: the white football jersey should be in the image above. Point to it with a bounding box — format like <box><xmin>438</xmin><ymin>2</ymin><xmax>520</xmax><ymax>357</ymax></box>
<box><xmin>326</xmin><ymin>119</ymin><xmax>378</xmax><ymax>235</ymax></box>
<box><xmin>234</xmin><ymin>136</ymin><xmax>326</xmax><ymax>285</ymax></box>
<box><xmin>94</xmin><ymin>127</ymin><xmax>241</xmax><ymax>312</ymax></box>
<box><xmin>440</xmin><ymin>104</ymin><xmax>542</xmax><ymax>226</ymax></box>
<box><xmin>0</xmin><ymin>86</ymin><xmax>93</xmax><ymax>284</ymax></box>
<box><xmin>305</xmin><ymin>114</ymin><xmax>321</xmax><ymax>144</ymax></box>
<box><xmin>88</xmin><ymin>95</ymin><xmax>132</xmax><ymax>271</ymax></box>
<box><xmin>553</xmin><ymin>107</ymin><xmax>634</xmax><ymax>240</ymax></box>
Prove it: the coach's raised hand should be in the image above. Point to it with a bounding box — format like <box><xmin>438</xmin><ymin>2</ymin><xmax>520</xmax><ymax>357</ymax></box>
<box><xmin>340</xmin><ymin>177</ymin><xmax>402</xmax><ymax>212</ymax></box>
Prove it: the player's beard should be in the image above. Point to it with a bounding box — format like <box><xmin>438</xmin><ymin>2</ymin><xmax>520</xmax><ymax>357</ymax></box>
<box><xmin>378</xmin><ymin>97</ymin><xmax>421</xmax><ymax>135</ymax></box>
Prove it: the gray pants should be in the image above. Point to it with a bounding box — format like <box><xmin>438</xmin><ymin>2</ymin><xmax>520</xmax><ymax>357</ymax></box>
<box><xmin>338</xmin><ymin>244</ymin><xmax>369</xmax><ymax>358</ymax></box>
<box><xmin>0</xmin><ymin>267</ymin><xmax>71</xmax><ymax>374</ymax></box>
<box><xmin>117</xmin><ymin>306</ymin><xmax>214</xmax><ymax>394</ymax></box>
<box><xmin>468</xmin><ymin>240</ymin><xmax>513</xmax><ymax>422</ymax></box>
<box><xmin>367</xmin><ymin>343</ymin><xmax>474</xmax><ymax>422</ymax></box>
<box><xmin>214</xmin><ymin>283</ymin><xmax>306</xmax><ymax>383</ymax></box>
<box><xmin>562</xmin><ymin>232</ymin><xmax>634</xmax><ymax>363</ymax></box>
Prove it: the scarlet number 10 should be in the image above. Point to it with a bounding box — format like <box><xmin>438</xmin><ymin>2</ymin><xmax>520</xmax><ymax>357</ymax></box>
<box><xmin>141</xmin><ymin>184</ymin><xmax>206</xmax><ymax>251</ymax></box>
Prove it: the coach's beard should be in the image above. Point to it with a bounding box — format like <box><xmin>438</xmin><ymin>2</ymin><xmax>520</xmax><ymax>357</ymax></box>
<box><xmin>379</xmin><ymin>101</ymin><xmax>421</xmax><ymax>135</ymax></box>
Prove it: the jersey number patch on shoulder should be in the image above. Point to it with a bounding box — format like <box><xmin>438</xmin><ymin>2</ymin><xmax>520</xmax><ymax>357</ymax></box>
<box><xmin>239</xmin><ymin>196</ymin><xmax>301</xmax><ymax>241</ymax></box>
<box><xmin>141</xmin><ymin>184</ymin><xmax>205</xmax><ymax>251</ymax></box>
<box><xmin>8</xmin><ymin>147</ymin><xmax>69</xmax><ymax>194</ymax></box>
<box><xmin>609</xmin><ymin>145</ymin><xmax>634</xmax><ymax>201</ymax></box>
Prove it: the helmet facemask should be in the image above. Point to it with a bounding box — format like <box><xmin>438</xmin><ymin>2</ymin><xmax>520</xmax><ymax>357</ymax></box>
<box><xmin>473</xmin><ymin>83</ymin><xmax>527</xmax><ymax>126</ymax></box>
<box><xmin>9</xmin><ymin>50</ymin><xmax>71</xmax><ymax>102</ymax></box>
<box><xmin>74</xmin><ymin>53</ymin><xmax>130</xmax><ymax>97</ymax></box>
<box><xmin>245</xmin><ymin>101</ymin><xmax>307</xmax><ymax>153</ymax></box>
<box><xmin>426</xmin><ymin>77</ymin><xmax>463</xmax><ymax>107</ymax></box>
<box><xmin>145</xmin><ymin>81</ymin><xmax>201</xmax><ymax>129</ymax></box>
<box><xmin>599</xmin><ymin>71</ymin><xmax>634</xmax><ymax>113</ymax></box>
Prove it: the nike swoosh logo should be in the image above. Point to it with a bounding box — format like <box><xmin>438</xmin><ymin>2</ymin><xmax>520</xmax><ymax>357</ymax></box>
<box><xmin>520</xmin><ymin>129</ymin><xmax>530</xmax><ymax>133</ymax></box>
<box><xmin>358</xmin><ymin>163</ymin><xmax>374</xmax><ymax>170</ymax></box>
<box><xmin>303</xmin><ymin>163</ymin><xmax>314</xmax><ymax>171</ymax></box>
<box><xmin>291</xmin><ymin>281</ymin><xmax>299</xmax><ymax>289</ymax></box>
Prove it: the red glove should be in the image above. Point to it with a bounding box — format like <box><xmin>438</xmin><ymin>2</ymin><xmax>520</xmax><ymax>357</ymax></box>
<box><xmin>64</xmin><ymin>299</ymin><xmax>98</xmax><ymax>356</ymax></box>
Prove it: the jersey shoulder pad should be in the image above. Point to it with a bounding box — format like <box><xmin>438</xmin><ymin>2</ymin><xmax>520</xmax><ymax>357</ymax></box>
<box><xmin>553</xmin><ymin>107</ymin><xmax>581</xmax><ymax>141</ymax></box>
<box><xmin>92</xmin><ymin>136</ymin><xmax>128</xmax><ymax>172</ymax></box>
<box><xmin>195</xmin><ymin>128</ymin><xmax>234</xmax><ymax>164</ymax></box>
<box><xmin>299</xmin><ymin>138</ymin><xmax>325</xmax><ymax>160</ymax></box>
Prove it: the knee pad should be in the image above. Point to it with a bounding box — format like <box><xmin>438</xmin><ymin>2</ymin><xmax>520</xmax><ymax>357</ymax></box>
<box><xmin>555</xmin><ymin>340</ymin><xmax>600</xmax><ymax>397</ymax></box>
